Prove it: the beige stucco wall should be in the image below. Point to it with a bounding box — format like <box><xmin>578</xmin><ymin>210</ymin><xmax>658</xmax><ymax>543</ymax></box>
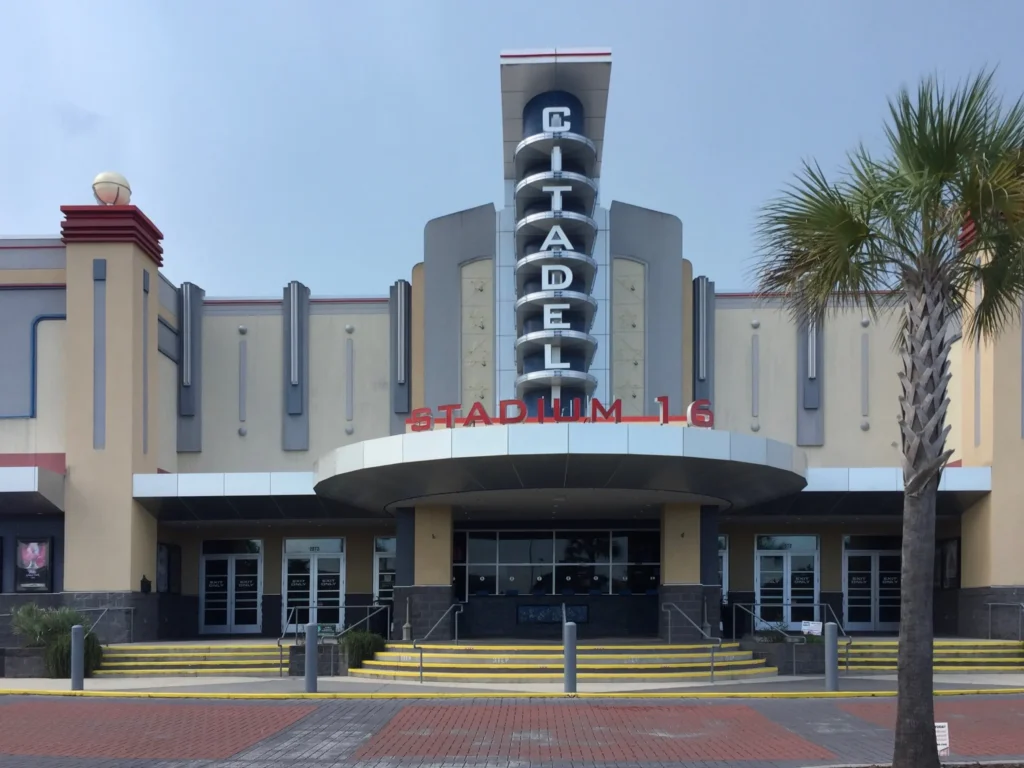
<box><xmin>0</xmin><ymin>319</ymin><xmax>65</xmax><ymax>455</ymax></box>
<box><xmin>715</xmin><ymin>301</ymin><xmax>905</xmax><ymax>467</ymax></box>
<box><xmin>460</xmin><ymin>259</ymin><xmax>493</xmax><ymax>408</ymax></box>
<box><xmin>414</xmin><ymin>506</ymin><xmax>452</xmax><ymax>586</ymax></box>
<box><xmin>661</xmin><ymin>503</ymin><xmax>700</xmax><ymax>583</ymax></box>
<box><xmin>176</xmin><ymin>308</ymin><xmax>391</xmax><ymax>473</ymax></box>
<box><xmin>611</xmin><ymin>258</ymin><xmax>646</xmax><ymax>415</ymax></box>
<box><xmin>63</xmin><ymin>242</ymin><xmax>160</xmax><ymax>592</ymax></box>
<box><xmin>0</xmin><ymin>269</ymin><xmax>65</xmax><ymax>286</ymax></box>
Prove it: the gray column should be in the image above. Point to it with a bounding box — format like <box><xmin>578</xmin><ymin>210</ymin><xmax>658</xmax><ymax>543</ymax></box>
<box><xmin>693</xmin><ymin>276</ymin><xmax>715</xmax><ymax>406</ymax></box>
<box><xmin>796</xmin><ymin>319</ymin><xmax>825</xmax><ymax>446</ymax></box>
<box><xmin>92</xmin><ymin>259</ymin><xmax>107</xmax><ymax>450</ymax></box>
<box><xmin>282</xmin><ymin>281</ymin><xmax>311</xmax><ymax>451</ymax></box>
<box><xmin>394</xmin><ymin>508</ymin><xmax>415</xmax><ymax>588</ymax></box>
<box><xmin>177</xmin><ymin>282</ymin><xmax>205</xmax><ymax>452</ymax></box>
<box><xmin>389</xmin><ymin>279</ymin><xmax>412</xmax><ymax>435</ymax></box>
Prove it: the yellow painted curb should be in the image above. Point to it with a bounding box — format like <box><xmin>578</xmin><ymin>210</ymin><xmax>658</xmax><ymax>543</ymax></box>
<box><xmin>2</xmin><ymin>688</ymin><xmax>1024</xmax><ymax>700</ymax></box>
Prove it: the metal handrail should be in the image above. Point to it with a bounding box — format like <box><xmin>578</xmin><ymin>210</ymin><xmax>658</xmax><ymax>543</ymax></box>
<box><xmin>276</xmin><ymin>602</ymin><xmax>392</xmax><ymax>677</ymax></box>
<box><xmin>413</xmin><ymin>603</ymin><xmax>465</xmax><ymax>683</ymax></box>
<box><xmin>732</xmin><ymin>603</ymin><xmax>808</xmax><ymax>675</ymax></box>
<box><xmin>661</xmin><ymin>602</ymin><xmax>721</xmax><ymax>682</ymax></box>
<box><xmin>561</xmin><ymin>602</ymin><xmax>567</xmax><ymax>625</ymax></box>
<box><xmin>1</xmin><ymin>605</ymin><xmax>135</xmax><ymax>644</ymax></box>
<box><xmin>730</xmin><ymin>601</ymin><xmax>848</xmax><ymax>640</ymax></box>
<box><xmin>986</xmin><ymin>602</ymin><xmax>1024</xmax><ymax>640</ymax></box>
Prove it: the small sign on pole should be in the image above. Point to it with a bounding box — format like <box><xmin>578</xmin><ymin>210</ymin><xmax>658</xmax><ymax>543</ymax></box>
<box><xmin>935</xmin><ymin>722</ymin><xmax>950</xmax><ymax>757</ymax></box>
<box><xmin>801</xmin><ymin>620</ymin><xmax>823</xmax><ymax>636</ymax></box>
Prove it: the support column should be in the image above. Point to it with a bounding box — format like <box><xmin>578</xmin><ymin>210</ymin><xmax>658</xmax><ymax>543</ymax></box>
<box><xmin>660</xmin><ymin>503</ymin><xmax>704</xmax><ymax>641</ymax></box>
<box><xmin>392</xmin><ymin>506</ymin><xmax>453</xmax><ymax>640</ymax></box>
<box><xmin>391</xmin><ymin>508</ymin><xmax>415</xmax><ymax>640</ymax></box>
<box><xmin>699</xmin><ymin>505</ymin><xmax>722</xmax><ymax>637</ymax></box>
<box><xmin>60</xmin><ymin>203</ymin><xmax>164</xmax><ymax>641</ymax></box>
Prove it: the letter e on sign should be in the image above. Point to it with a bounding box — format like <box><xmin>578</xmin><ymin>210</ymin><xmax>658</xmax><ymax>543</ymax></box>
<box><xmin>687</xmin><ymin>399</ymin><xmax>714</xmax><ymax>429</ymax></box>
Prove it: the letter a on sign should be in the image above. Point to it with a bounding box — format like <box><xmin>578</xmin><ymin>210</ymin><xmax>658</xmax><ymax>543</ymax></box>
<box><xmin>540</xmin><ymin>225</ymin><xmax>573</xmax><ymax>252</ymax></box>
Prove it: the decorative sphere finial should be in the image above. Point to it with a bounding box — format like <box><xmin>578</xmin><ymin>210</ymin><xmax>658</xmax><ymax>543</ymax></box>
<box><xmin>92</xmin><ymin>172</ymin><xmax>131</xmax><ymax>205</ymax></box>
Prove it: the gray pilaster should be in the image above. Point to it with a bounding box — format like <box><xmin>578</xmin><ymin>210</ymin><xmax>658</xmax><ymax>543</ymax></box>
<box><xmin>142</xmin><ymin>270</ymin><xmax>150</xmax><ymax>455</ymax></box>
<box><xmin>282</xmin><ymin>281</ymin><xmax>311</xmax><ymax>451</ymax></box>
<box><xmin>796</xmin><ymin>318</ymin><xmax>825</xmax><ymax>446</ymax></box>
<box><xmin>395</xmin><ymin>508</ymin><xmax>415</xmax><ymax>588</ymax></box>
<box><xmin>423</xmin><ymin>204</ymin><xmax>496</xmax><ymax>407</ymax></box>
<box><xmin>157</xmin><ymin>319</ymin><xmax>178</xmax><ymax>361</ymax></box>
<box><xmin>389</xmin><ymin>279</ymin><xmax>412</xmax><ymax>435</ymax></box>
<box><xmin>607</xmin><ymin>201</ymin><xmax>685</xmax><ymax>413</ymax></box>
<box><xmin>693</xmin><ymin>275</ymin><xmax>715</xmax><ymax>406</ymax></box>
<box><xmin>92</xmin><ymin>259</ymin><xmax>107</xmax><ymax>450</ymax></box>
<box><xmin>177</xmin><ymin>282</ymin><xmax>205</xmax><ymax>452</ymax></box>
<box><xmin>699</xmin><ymin>505</ymin><xmax>720</xmax><ymax>586</ymax></box>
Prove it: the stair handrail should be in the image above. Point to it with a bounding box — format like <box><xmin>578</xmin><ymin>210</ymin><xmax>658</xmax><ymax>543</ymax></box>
<box><xmin>661</xmin><ymin>602</ymin><xmax>721</xmax><ymax>683</ymax></box>
<box><xmin>412</xmin><ymin>603</ymin><xmax>465</xmax><ymax>683</ymax></box>
<box><xmin>561</xmin><ymin>602</ymin><xmax>567</xmax><ymax>625</ymax></box>
<box><xmin>986</xmin><ymin>602</ymin><xmax>1024</xmax><ymax>641</ymax></box>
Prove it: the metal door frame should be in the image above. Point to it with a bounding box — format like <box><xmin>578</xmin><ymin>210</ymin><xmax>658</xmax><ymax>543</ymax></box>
<box><xmin>754</xmin><ymin>545</ymin><xmax>820</xmax><ymax>631</ymax></box>
<box><xmin>281</xmin><ymin>539</ymin><xmax>346</xmax><ymax>634</ymax></box>
<box><xmin>843</xmin><ymin>549</ymin><xmax>902</xmax><ymax>632</ymax></box>
<box><xmin>199</xmin><ymin>552</ymin><xmax>263</xmax><ymax>635</ymax></box>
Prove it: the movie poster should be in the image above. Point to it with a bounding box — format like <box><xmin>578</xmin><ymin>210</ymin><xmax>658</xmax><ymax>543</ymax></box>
<box><xmin>15</xmin><ymin>538</ymin><xmax>52</xmax><ymax>592</ymax></box>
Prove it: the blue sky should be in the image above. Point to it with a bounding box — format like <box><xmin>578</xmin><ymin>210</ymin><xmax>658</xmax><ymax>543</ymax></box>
<box><xmin>3</xmin><ymin>1</ymin><xmax>1024</xmax><ymax>296</ymax></box>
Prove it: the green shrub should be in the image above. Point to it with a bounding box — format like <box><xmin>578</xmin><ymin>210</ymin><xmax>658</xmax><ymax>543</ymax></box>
<box><xmin>341</xmin><ymin>630</ymin><xmax>386</xmax><ymax>668</ymax></box>
<box><xmin>10</xmin><ymin>604</ymin><xmax>104</xmax><ymax>678</ymax></box>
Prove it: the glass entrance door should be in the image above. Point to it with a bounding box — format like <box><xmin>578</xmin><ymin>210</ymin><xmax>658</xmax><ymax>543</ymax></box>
<box><xmin>845</xmin><ymin>551</ymin><xmax>901</xmax><ymax>631</ymax></box>
<box><xmin>282</xmin><ymin>539</ymin><xmax>345</xmax><ymax>633</ymax></box>
<box><xmin>755</xmin><ymin>535</ymin><xmax>819</xmax><ymax>631</ymax></box>
<box><xmin>200</xmin><ymin>553</ymin><xmax>262</xmax><ymax>634</ymax></box>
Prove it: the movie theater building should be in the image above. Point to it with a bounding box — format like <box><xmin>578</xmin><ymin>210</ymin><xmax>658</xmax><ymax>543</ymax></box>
<box><xmin>0</xmin><ymin>49</ymin><xmax>1014</xmax><ymax>645</ymax></box>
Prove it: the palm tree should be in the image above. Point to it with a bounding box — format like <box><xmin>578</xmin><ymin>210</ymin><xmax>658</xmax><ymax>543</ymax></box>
<box><xmin>755</xmin><ymin>71</ymin><xmax>1024</xmax><ymax>768</ymax></box>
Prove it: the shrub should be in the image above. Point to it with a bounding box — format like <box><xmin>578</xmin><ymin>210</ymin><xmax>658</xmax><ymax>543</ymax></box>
<box><xmin>10</xmin><ymin>605</ymin><xmax>104</xmax><ymax>678</ymax></box>
<box><xmin>341</xmin><ymin>630</ymin><xmax>386</xmax><ymax>668</ymax></box>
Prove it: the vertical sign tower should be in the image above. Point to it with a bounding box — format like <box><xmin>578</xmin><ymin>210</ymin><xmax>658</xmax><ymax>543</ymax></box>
<box><xmin>496</xmin><ymin>51</ymin><xmax>613</xmax><ymax>416</ymax></box>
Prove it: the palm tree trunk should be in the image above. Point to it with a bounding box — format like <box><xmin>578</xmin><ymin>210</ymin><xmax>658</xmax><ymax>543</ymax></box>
<box><xmin>892</xmin><ymin>273</ymin><xmax>955</xmax><ymax>768</ymax></box>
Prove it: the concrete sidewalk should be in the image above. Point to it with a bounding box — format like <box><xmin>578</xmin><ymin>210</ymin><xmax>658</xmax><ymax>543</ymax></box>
<box><xmin>4</xmin><ymin>671</ymin><xmax>1024</xmax><ymax>696</ymax></box>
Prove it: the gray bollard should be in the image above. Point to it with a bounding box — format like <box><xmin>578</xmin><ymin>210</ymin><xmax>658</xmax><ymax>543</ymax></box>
<box><xmin>824</xmin><ymin>621</ymin><xmax>838</xmax><ymax>692</ymax></box>
<box><xmin>563</xmin><ymin>621</ymin><xmax>577</xmax><ymax>694</ymax></box>
<box><xmin>70</xmin><ymin>624</ymin><xmax>84</xmax><ymax>691</ymax></box>
<box><xmin>304</xmin><ymin>623</ymin><xmax>318</xmax><ymax>693</ymax></box>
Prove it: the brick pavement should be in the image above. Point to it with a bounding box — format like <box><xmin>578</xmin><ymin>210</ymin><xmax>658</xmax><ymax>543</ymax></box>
<box><xmin>0</xmin><ymin>694</ymin><xmax>1020</xmax><ymax>767</ymax></box>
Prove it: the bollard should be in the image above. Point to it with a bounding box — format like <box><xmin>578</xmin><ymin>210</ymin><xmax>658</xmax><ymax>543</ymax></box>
<box><xmin>304</xmin><ymin>623</ymin><xmax>318</xmax><ymax>693</ymax></box>
<box><xmin>70</xmin><ymin>624</ymin><xmax>84</xmax><ymax>692</ymax></box>
<box><xmin>824</xmin><ymin>621</ymin><xmax>838</xmax><ymax>692</ymax></box>
<box><xmin>563</xmin><ymin>621</ymin><xmax>577</xmax><ymax>694</ymax></box>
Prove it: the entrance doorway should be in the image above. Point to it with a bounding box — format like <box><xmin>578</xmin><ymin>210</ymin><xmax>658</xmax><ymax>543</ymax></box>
<box><xmin>199</xmin><ymin>539</ymin><xmax>263</xmax><ymax>634</ymax></box>
<box><xmin>844</xmin><ymin>551</ymin><xmax>901</xmax><ymax>631</ymax></box>
<box><xmin>282</xmin><ymin>538</ymin><xmax>345</xmax><ymax>633</ymax></box>
<box><xmin>754</xmin><ymin>535</ymin><xmax>819</xmax><ymax>631</ymax></box>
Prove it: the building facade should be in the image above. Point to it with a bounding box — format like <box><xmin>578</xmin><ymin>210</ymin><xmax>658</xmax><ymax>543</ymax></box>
<box><xmin>0</xmin><ymin>49</ymin><xmax>1012</xmax><ymax>645</ymax></box>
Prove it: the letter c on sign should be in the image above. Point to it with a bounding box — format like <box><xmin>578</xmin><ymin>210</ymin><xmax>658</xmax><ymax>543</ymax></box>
<box><xmin>686</xmin><ymin>399</ymin><xmax>714</xmax><ymax>429</ymax></box>
<box><xmin>542</xmin><ymin>106</ymin><xmax>571</xmax><ymax>133</ymax></box>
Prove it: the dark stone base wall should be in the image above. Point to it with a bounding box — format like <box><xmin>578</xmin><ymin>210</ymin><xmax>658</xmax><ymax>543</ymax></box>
<box><xmin>392</xmin><ymin>586</ymin><xmax>454</xmax><ymax>641</ymax></box>
<box><xmin>288</xmin><ymin>644</ymin><xmax>347</xmax><ymax>676</ymax></box>
<box><xmin>463</xmin><ymin>594</ymin><xmax>658</xmax><ymax>640</ymax></box>
<box><xmin>0</xmin><ymin>592</ymin><xmax>159</xmax><ymax>645</ymax></box>
<box><xmin>934</xmin><ymin>588</ymin><xmax>960</xmax><ymax>636</ymax></box>
<box><xmin>959</xmin><ymin>587</ymin><xmax>1024</xmax><ymax>639</ymax></box>
<box><xmin>659</xmin><ymin>585</ymin><xmax>709</xmax><ymax>642</ymax></box>
<box><xmin>740</xmin><ymin>639</ymin><xmax>825</xmax><ymax>676</ymax></box>
<box><xmin>0</xmin><ymin>647</ymin><xmax>47</xmax><ymax>678</ymax></box>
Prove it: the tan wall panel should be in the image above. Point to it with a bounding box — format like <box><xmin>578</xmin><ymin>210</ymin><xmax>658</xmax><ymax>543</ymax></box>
<box><xmin>63</xmin><ymin>243</ymin><xmax>159</xmax><ymax>591</ymax></box>
<box><xmin>814</xmin><ymin>311</ymin><xmax>902</xmax><ymax>467</ymax></box>
<box><xmin>156</xmin><ymin>354</ymin><xmax>178</xmax><ymax>472</ymax></box>
<box><xmin>661</xmin><ymin>504</ymin><xmax>700</xmax><ymax>583</ymax></box>
<box><xmin>0</xmin><ymin>269</ymin><xmax>65</xmax><ymax>285</ymax></box>
<box><xmin>715</xmin><ymin>304</ymin><xmax>797</xmax><ymax>444</ymax></box>
<box><xmin>961</xmin><ymin>497</ymin><xmax>991</xmax><ymax>588</ymax></box>
<box><xmin>414</xmin><ymin>506</ymin><xmax>452</xmax><ymax>586</ymax></box>
<box><xmin>946</xmin><ymin>338</ymin><xmax>964</xmax><ymax>464</ymax></box>
<box><xmin>611</xmin><ymin>258</ymin><xmax>646</xmax><ymax>415</ymax></box>
<box><xmin>460</xmin><ymin>259</ymin><xmax>493</xmax><ymax>407</ymax></box>
<box><xmin>0</xmin><ymin>320</ymin><xmax>66</xmax><ymax>455</ymax></box>
<box><xmin>158</xmin><ymin>524</ymin><xmax>394</xmax><ymax>596</ymax></box>
<box><xmin>411</xmin><ymin>262</ymin><xmax>425</xmax><ymax>410</ymax></box>
<box><xmin>177</xmin><ymin>310</ymin><xmax>391</xmax><ymax>473</ymax></box>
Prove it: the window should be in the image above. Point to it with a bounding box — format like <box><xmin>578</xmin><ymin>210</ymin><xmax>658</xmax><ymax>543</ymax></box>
<box><xmin>458</xmin><ymin>529</ymin><xmax>660</xmax><ymax>596</ymax></box>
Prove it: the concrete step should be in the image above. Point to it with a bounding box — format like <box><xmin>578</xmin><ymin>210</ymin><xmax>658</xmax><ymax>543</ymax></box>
<box><xmin>93</xmin><ymin>667</ymin><xmax>284</xmax><ymax>677</ymax></box>
<box><xmin>375</xmin><ymin>651</ymin><xmax>755</xmax><ymax>665</ymax></box>
<box><xmin>383</xmin><ymin>642</ymin><xmax>740</xmax><ymax>655</ymax></box>
<box><xmin>361</xmin><ymin>658</ymin><xmax>767</xmax><ymax>674</ymax></box>
<box><xmin>349</xmin><ymin>666</ymin><xmax>779</xmax><ymax>683</ymax></box>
